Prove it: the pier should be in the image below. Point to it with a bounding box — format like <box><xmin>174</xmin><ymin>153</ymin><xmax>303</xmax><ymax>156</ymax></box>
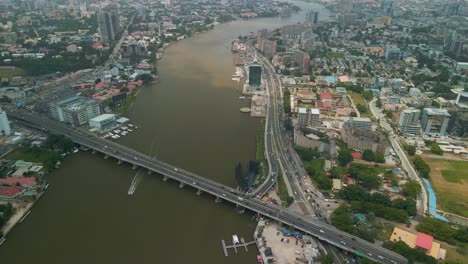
<box><xmin>221</xmin><ymin>238</ymin><xmax>256</xmax><ymax>256</ymax></box>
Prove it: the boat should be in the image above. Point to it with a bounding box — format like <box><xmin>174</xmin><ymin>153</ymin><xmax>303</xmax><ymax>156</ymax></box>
<box><xmin>257</xmin><ymin>255</ymin><xmax>264</xmax><ymax>264</ymax></box>
<box><xmin>232</xmin><ymin>235</ymin><xmax>240</xmax><ymax>244</ymax></box>
<box><xmin>127</xmin><ymin>129</ymin><xmax>133</xmax><ymax>132</ymax></box>
<box><xmin>240</xmin><ymin>107</ymin><xmax>251</xmax><ymax>113</ymax></box>
<box><xmin>239</xmin><ymin>96</ymin><xmax>246</xmax><ymax>99</ymax></box>
<box><xmin>72</xmin><ymin>149</ymin><xmax>79</xmax><ymax>153</ymax></box>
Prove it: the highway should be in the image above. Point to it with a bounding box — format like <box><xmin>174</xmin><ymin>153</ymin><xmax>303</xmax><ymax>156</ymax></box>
<box><xmin>369</xmin><ymin>99</ymin><xmax>427</xmax><ymax>215</ymax></box>
<box><xmin>9</xmin><ymin>111</ymin><xmax>407</xmax><ymax>264</ymax></box>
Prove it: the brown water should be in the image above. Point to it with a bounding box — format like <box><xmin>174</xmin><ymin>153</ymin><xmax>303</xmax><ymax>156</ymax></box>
<box><xmin>0</xmin><ymin>2</ymin><xmax>329</xmax><ymax>263</ymax></box>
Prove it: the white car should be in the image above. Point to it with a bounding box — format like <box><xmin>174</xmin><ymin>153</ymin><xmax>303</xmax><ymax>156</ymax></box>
<box><xmin>319</xmin><ymin>230</ymin><xmax>324</xmax><ymax>233</ymax></box>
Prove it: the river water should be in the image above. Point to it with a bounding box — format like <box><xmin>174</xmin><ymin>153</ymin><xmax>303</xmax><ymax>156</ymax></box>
<box><xmin>0</xmin><ymin>2</ymin><xmax>329</xmax><ymax>263</ymax></box>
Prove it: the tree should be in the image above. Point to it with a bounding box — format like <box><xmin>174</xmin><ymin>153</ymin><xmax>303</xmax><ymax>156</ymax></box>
<box><xmin>338</xmin><ymin>147</ymin><xmax>353</xmax><ymax>166</ymax></box>
<box><xmin>376</xmin><ymin>98</ymin><xmax>382</xmax><ymax>108</ymax></box>
<box><xmin>356</xmin><ymin>104</ymin><xmax>367</xmax><ymax>114</ymax></box>
<box><xmin>430</xmin><ymin>143</ymin><xmax>443</xmax><ymax>155</ymax></box>
<box><xmin>386</xmin><ymin>111</ymin><xmax>394</xmax><ymax>119</ymax></box>
<box><xmin>413</xmin><ymin>155</ymin><xmax>430</xmax><ymax>178</ymax></box>
<box><xmin>402</xmin><ymin>143</ymin><xmax>416</xmax><ymax>156</ymax></box>
<box><xmin>374</xmin><ymin>153</ymin><xmax>385</xmax><ymax>163</ymax></box>
<box><xmin>362</xmin><ymin>149</ymin><xmax>375</xmax><ymax>162</ymax></box>
<box><xmin>401</xmin><ymin>181</ymin><xmax>421</xmax><ymax>198</ymax></box>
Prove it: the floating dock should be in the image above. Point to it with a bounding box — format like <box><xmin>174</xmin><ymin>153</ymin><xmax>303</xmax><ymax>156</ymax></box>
<box><xmin>221</xmin><ymin>238</ymin><xmax>256</xmax><ymax>256</ymax></box>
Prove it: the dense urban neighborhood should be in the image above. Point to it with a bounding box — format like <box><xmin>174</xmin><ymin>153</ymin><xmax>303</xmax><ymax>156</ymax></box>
<box><xmin>0</xmin><ymin>0</ymin><xmax>467</xmax><ymax>264</ymax></box>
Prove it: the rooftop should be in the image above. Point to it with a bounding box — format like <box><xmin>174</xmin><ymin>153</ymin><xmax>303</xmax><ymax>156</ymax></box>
<box><xmin>424</xmin><ymin>108</ymin><xmax>450</xmax><ymax>117</ymax></box>
<box><xmin>415</xmin><ymin>232</ymin><xmax>434</xmax><ymax>250</ymax></box>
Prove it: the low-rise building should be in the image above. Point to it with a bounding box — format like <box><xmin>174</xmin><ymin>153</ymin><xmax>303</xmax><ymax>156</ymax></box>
<box><xmin>341</xmin><ymin>125</ymin><xmax>389</xmax><ymax>155</ymax></box>
<box><xmin>89</xmin><ymin>114</ymin><xmax>116</xmax><ymax>130</ymax></box>
<box><xmin>345</xmin><ymin>117</ymin><xmax>372</xmax><ymax>130</ymax></box>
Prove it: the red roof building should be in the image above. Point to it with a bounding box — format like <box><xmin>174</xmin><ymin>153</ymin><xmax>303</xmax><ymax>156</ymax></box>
<box><xmin>0</xmin><ymin>186</ymin><xmax>23</xmax><ymax>198</ymax></box>
<box><xmin>0</xmin><ymin>177</ymin><xmax>36</xmax><ymax>187</ymax></box>
<box><xmin>351</xmin><ymin>152</ymin><xmax>363</xmax><ymax>159</ymax></box>
<box><xmin>415</xmin><ymin>233</ymin><xmax>434</xmax><ymax>250</ymax></box>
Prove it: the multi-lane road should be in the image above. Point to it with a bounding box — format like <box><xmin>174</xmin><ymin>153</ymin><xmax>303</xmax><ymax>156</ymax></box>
<box><xmin>9</xmin><ymin>111</ymin><xmax>407</xmax><ymax>264</ymax></box>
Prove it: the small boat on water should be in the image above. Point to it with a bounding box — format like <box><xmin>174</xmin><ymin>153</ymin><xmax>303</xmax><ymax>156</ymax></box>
<box><xmin>232</xmin><ymin>235</ymin><xmax>240</xmax><ymax>244</ymax></box>
<box><xmin>240</xmin><ymin>107</ymin><xmax>251</xmax><ymax>113</ymax></box>
<box><xmin>239</xmin><ymin>96</ymin><xmax>246</xmax><ymax>99</ymax></box>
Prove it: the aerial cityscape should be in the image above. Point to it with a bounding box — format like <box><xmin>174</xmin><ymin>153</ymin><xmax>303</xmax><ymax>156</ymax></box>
<box><xmin>0</xmin><ymin>0</ymin><xmax>467</xmax><ymax>263</ymax></box>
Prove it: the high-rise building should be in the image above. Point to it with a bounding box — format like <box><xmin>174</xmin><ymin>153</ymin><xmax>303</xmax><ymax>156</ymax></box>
<box><xmin>49</xmin><ymin>96</ymin><xmax>103</xmax><ymax>127</ymax></box>
<box><xmin>381</xmin><ymin>0</ymin><xmax>394</xmax><ymax>16</ymax></box>
<box><xmin>97</xmin><ymin>9</ymin><xmax>120</xmax><ymax>42</ymax></box>
<box><xmin>421</xmin><ymin>108</ymin><xmax>450</xmax><ymax>136</ymax></box>
<box><xmin>0</xmin><ymin>107</ymin><xmax>11</xmax><ymax>136</ymax></box>
<box><xmin>310</xmin><ymin>108</ymin><xmax>320</xmax><ymax>127</ymax></box>
<box><xmin>298</xmin><ymin>108</ymin><xmax>320</xmax><ymax>127</ymax></box>
<box><xmin>281</xmin><ymin>24</ymin><xmax>305</xmax><ymax>39</ymax></box>
<box><xmin>298</xmin><ymin>108</ymin><xmax>308</xmax><ymax>127</ymax></box>
<box><xmin>384</xmin><ymin>45</ymin><xmax>401</xmax><ymax>61</ymax></box>
<box><xmin>248</xmin><ymin>60</ymin><xmax>262</xmax><ymax>87</ymax></box>
<box><xmin>445</xmin><ymin>32</ymin><xmax>465</xmax><ymax>55</ymax></box>
<box><xmin>305</xmin><ymin>11</ymin><xmax>319</xmax><ymax>24</ymax></box>
<box><xmin>398</xmin><ymin>108</ymin><xmax>421</xmax><ymax>135</ymax></box>
<box><xmin>293</xmin><ymin>50</ymin><xmax>310</xmax><ymax>73</ymax></box>
<box><xmin>259</xmin><ymin>39</ymin><xmax>277</xmax><ymax>58</ymax></box>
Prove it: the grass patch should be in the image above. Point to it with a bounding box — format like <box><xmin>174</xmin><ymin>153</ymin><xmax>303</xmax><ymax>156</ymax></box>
<box><xmin>423</xmin><ymin>157</ymin><xmax>468</xmax><ymax>218</ymax></box>
<box><xmin>0</xmin><ymin>68</ymin><xmax>25</xmax><ymax>78</ymax></box>
<box><xmin>6</xmin><ymin>147</ymin><xmax>60</xmax><ymax>163</ymax></box>
<box><xmin>348</xmin><ymin>91</ymin><xmax>371</xmax><ymax>117</ymax></box>
<box><xmin>444</xmin><ymin>243</ymin><xmax>468</xmax><ymax>263</ymax></box>
<box><xmin>277</xmin><ymin>170</ymin><xmax>293</xmax><ymax>206</ymax></box>
<box><xmin>440</xmin><ymin>160</ymin><xmax>468</xmax><ymax>183</ymax></box>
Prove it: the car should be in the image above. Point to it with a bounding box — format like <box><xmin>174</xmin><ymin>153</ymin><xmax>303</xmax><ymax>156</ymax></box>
<box><xmin>174</xmin><ymin>168</ymin><xmax>178</xmax><ymax>172</ymax></box>
<box><xmin>222</xmin><ymin>194</ymin><xmax>226</xmax><ymax>197</ymax></box>
<box><xmin>340</xmin><ymin>241</ymin><xmax>346</xmax><ymax>245</ymax></box>
<box><xmin>319</xmin><ymin>230</ymin><xmax>324</xmax><ymax>233</ymax></box>
<box><xmin>378</xmin><ymin>256</ymin><xmax>384</xmax><ymax>260</ymax></box>
<box><xmin>133</xmin><ymin>157</ymin><xmax>138</xmax><ymax>160</ymax></box>
<box><xmin>367</xmin><ymin>253</ymin><xmax>372</xmax><ymax>256</ymax></box>
<box><xmin>192</xmin><ymin>182</ymin><xmax>196</xmax><ymax>185</ymax></box>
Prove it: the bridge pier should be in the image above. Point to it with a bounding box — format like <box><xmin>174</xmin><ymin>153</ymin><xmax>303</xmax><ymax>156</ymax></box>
<box><xmin>132</xmin><ymin>164</ymin><xmax>138</xmax><ymax>170</ymax></box>
<box><xmin>117</xmin><ymin>159</ymin><xmax>123</xmax><ymax>165</ymax></box>
<box><xmin>104</xmin><ymin>154</ymin><xmax>110</xmax><ymax>159</ymax></box>
<box><xmin>163</xmin><ymin>176</ymin><xmax>169</xmax><ymax>182</ymax></box>
<box><xmin>196</xmin><ymin>189</ymin><xmax>203</xmax><ymax>195</ymax></box>
<box><xmin>215</xmin><ymin>197</ymin><xmax>222</xmax><ymax>203</ymax></box>
<box><xmin>179</xmin><ymin>182</ymin><xmax>185</xmax><ymax>188</ymax></box>
<box><xmin>147</xmin><ymin>170</ymin><xmax>153</xmax><ymax>175</ymax></box>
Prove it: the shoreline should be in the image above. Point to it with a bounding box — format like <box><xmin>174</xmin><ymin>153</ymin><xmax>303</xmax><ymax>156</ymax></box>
<box><xmin>0</xmin><ymin>192</ymin><xmax>45</xmax><ymax>242</ymax></box>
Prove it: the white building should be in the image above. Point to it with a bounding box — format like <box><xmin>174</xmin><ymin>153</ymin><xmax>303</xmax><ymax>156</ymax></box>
<box><xmin>0</xmin><ymin>107</ymin><xmax>11</xmax><ymax>136</ymax></box>
<box><xmin>310</xmin><ymin>108</ymin><xmax>320</xmax><ymax>127</ymax></box>
<box><xmin>49</xmin><ymin>96</ymin><xmax>102</xmax><ymax>127</ymax></box>
<box><xmin>89</xmin><ymin>114</ymin><xmax>116</xmax><ymax>130</ymax></box>
<box><xmin>399</xmin><ymin>108</ymin><xmax>421</xmax><ymax>135</ymax></box>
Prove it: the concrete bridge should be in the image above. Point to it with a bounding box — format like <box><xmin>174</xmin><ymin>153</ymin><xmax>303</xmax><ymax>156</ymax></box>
<box><xmin>8</xmin><ymin>111</ymin><xmax>407</xmax><ymax>264</ymax></box>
